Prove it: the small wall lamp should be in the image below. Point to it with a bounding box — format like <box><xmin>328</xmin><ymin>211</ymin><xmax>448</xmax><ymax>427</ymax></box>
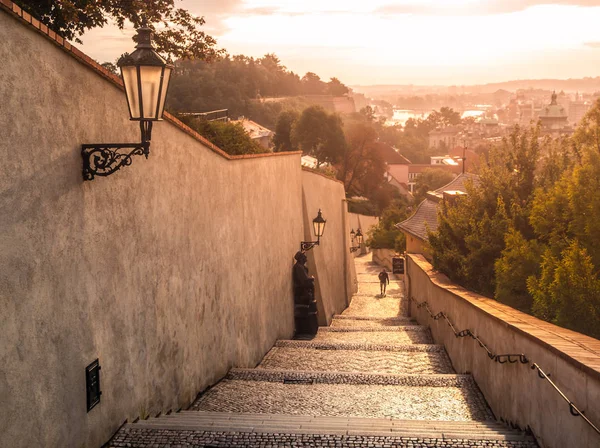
<box><xmin>350</xmin><ymin>228</ymin><xmax>363</xmax><ymax>253</ymax></box>
<box><xmin>301</xmin><ymin>209</ymin><xmax>326</xmax><ymax>252</ymax></box>
<box><xmin>82</xmin><ymin>28</ymin><xmax>174</xmax><ymax>181</ymax></box>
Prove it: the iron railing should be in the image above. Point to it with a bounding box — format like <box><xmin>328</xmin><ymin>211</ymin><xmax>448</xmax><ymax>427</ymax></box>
<box><xmin>413</xmin><ymin>298</ymin><xmax>600</xmax><ymax>436</ymax></box>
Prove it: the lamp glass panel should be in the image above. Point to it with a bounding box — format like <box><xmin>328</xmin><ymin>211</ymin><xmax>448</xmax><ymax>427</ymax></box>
<box><xmin>156</xmin><ymin>66</ymin><xmax>172</xmax><ymax>119</ymax></box>
<box><xmin>121</xmin><ymin>66</ymin><xmax>140</xmax><ymax>119</ymax></box>
<box><xmin>139</xmin><ymin>66</ymin><xmax>163</xmax><ymax>119</ymax></box>
<box><xmin>313</xmin><ymin>220</ymin><xmax>325</xmax><ymax>238</ymax></box>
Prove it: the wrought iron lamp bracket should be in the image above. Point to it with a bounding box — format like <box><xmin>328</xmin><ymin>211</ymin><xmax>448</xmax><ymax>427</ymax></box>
<box><xmin>300</xmin><ymin>241</ymin><xmax>319</xmax><ymax>252</ymax></box>
<box><xmin>82</xmin><ymin>121</ymin><xmax>153</xmax><ymax>181</ymax></box>
<box><xmin>350</xmin><ymin>245</ymin><xmax>361</xmax><ymax>253</ymax></box>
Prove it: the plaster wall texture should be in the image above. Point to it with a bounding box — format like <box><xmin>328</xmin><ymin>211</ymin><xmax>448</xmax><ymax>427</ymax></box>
<box><xmin>371</xmin><ymin>249</ymin><xmax>399</xmax><ymax>272</ymax></box>
<box><xmin>388</xmin><ymin>164</ymin><xmax>409</xmax><ymax>185</ymax></box>
<box><xmin>302</xmin><ymin>171</ymin><xmax>355</xmax><ymax>325</ymax></box>
<box><xmin>405</xmin><ymin>254</ymin><xmax>600</xmax><ymax>448</ymax></box>
<box><xmin>0</xmin><ymin>11</ymin><xmax>350</xmax><ymax>448</ymax></box>
<box><xmin>347</xmin><ymin>213</ymin><xmax>378</xmax><ymax>257</ymax></box>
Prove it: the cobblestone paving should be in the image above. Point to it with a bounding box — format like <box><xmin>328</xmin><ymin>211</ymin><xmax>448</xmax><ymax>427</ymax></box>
<box><xmin>356</xmin><ymin>282</ymin><xmax>405</xmax><ymax>298</ymax></box>
<box><xmin>110</xmin><ymin>428</ymin><xmax>539</xmax><ymax>448</ymax></box>
<box><xmin>110</xmin><ymin>428</ymin><xmax>538</xmax><ymax>447</ymax></box>
<box><xmin>275</xmin><ymin>340</ymin><xmax>446</xmax><ymax>353</ymax></box>
<box><xmin>331</xmin><ymin>317</ymin><xmax>414</xmax><ymax>327</ymax></box>
<box><xmin>191</xmin><ymin>379</ymin><xmax>494</xmax><ymax>421</ymax></box>
<box><xmin>313</xmin><ymin>328</ymin><xmax>434</xmax><ymax>344</ymax></box>
<box><xmin>341</xmin><ymin>295</ymin><xmax>408</xmax><ymax>318</ymax></box>
<box><xmin>258</xmin><ymin>347</ymin><xmax>455</xmax><ymax>374</ymax></box>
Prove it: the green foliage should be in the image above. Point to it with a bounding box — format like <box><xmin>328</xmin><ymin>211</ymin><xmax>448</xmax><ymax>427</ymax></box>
<box><xmin>273</xmin><ymin>111</ymin><xmax>299</xmax><ymax>152</ymax></box>
<box><xmin>494</xmin><ymin>228</ymin><xmax>542</xmax><ymax>312</ymax></box>
<box><xmin>181</xmin><ymin>118</ymin><xmax>267</xmax><ymax>156</ymax></box>
<box><xmin>413</xmin><ymin>168</ymin><xmax>454</xmax><ymax>204</ymax></box>
<box><xmin>366</xmin><ymin>200</ymin><xmax>411</xmax><ymax>251</ymax></box>
<box><xmin>292</xmin><ymin>106</ymin><xmax>346</xmax><ymax>167</ymax></box>
<box><xmin>167</xmin><ymin>54</ymin><xmax>320</xmax><ymax>129</ymax></box>
<box><xmin>529</xmin><ymin>242</ymin><xmax>600</xmax><ymax>339</ymax></box>
<box><xmin>427</xmin><ymin>101</ymin><xmax>600</xmax><ymax>337</ymax></box>
<box><xmin>327</xmin><ymin>77</ymin><xmax>350</xmax><ymax>96</ymax></box>
<box><xmin>15</xmin><ymin>0</ymin><xmax>223</xmax><ymax>61</ymax></box>
<box><xmin>347</xmin><ymin>199</ymin><xmax>379</xmax><ymax>217</ymax></box>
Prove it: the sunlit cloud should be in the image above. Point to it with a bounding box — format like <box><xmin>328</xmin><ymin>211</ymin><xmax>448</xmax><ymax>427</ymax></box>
<box><xmin>78</xmin><ymin>1</ymin><xmax>600</xmax><ymax>85</ymax></box>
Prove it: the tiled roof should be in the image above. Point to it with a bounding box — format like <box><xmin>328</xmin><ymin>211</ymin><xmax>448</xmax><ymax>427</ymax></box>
<box><xmin>373</xmin><ymin>142</ymin><xmax>411</xmax><ymax>164</ymax></box>
<box><xmin>397</xmin><ymin>173</ymin><xmax>480</xmax><ymax>241</ymax></box>
<box><xmin>434</xmin><ymin>173</ymin><xmax>479</xmax><ymax>195</ymax></box>
<box><xmin>396</xmin><ymin>199</ymin><xmax>439</xmax><ymax>241</ymax></box>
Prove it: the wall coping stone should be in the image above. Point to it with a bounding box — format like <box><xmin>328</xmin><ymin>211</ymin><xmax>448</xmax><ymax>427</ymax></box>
<box><xmin>407</xmin><ymin>253</ymin><xmax>600</xmax><ymax>382</ymax></box>
<box><xmin>301</xmin><ymin>166</ymin><xmax>345</xmax><ymax>185</ymax></box>
<box><xmin>0</xmin><ymin>1</ymin><xmax>302</xmax><ymax>162</ymax></box>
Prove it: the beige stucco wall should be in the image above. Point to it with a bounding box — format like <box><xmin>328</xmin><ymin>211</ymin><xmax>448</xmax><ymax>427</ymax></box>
<box><xmin>302</xmin><ymin>171</ymin><xmax>355</xmax><ymax>325</ymax></box>
<box><xmin>406</xmin><ymin>254</ymin><xmax>600</xmax><ymax>448</ymax></box>
<box><xmin>371</xmin><ymin>248</ymin><xmax>398</xmax><ymax>271</ymax></box>
<box><xmin>388</xmin><ymin>164</ymin><xmax>409</xmax><ymax>185</ymax></box>
<box><xmin>347</xmin><ymin>212</ymin><xmax>378</xmax><ymax>256</ymax></box>
<box><xmin>0</xmin><ymin>10</ymin><xmax>353</xmax><ymax>448</ymax></box>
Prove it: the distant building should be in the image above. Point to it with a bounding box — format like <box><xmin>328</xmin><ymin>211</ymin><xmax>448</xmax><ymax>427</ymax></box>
<box><xmin>396</xmin><ymin>173</ymin><xmax>479</xmax><ymax>260</ymax></box>
<box><xmin>569</xmin><ymin>95</ymin><xmax>590</xmax><ymax>125</ymax></box>
<box><xmin>538</xmin><ymin>91</ymin><xmax>571</xmax><ymax>136</ymax></box>
<box><xmin>407</xmin><ymin>163</ymin><xmax>460</xmax><ymax>194</ymax></box>
<box><xmin>372</xmin><ymin>143</ymin><xmax>411</xmax><ymax>198</ymax></box>
<box><xmin>428</xmin><ymin>126</ymin><xmax>461</xmax><ymax>149</ymax></box>
<box><xmin>232</xmin><ymin>118</ymin><xmax>274</xmax><ymax>150</ymax></box>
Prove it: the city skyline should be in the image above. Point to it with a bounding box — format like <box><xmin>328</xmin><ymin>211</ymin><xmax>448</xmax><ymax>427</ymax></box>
<box><xmin>78</xmin><ymin>1</ymin><xmax>600</xmax><ymax>86</ymax></box>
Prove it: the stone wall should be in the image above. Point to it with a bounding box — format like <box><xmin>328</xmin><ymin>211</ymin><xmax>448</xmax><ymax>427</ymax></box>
<box><xmin>371</xmin><ymin>249</ymin><xmax>398</xmax><ymax>271</ymax></box>
<box><xmin>405</xmin><ymin>254</ymin><xmax>600</xmax><ymax>448</ymax></box>
<box><xmin>302</xmin><ymin>170</ymin><xmax>356</xmax><ymax>325</ymax></box>
<box><xmin>0</xmin><ymin>8</ymin><xmax>352</xmax><ymax>448</ymax></box>
<box><xmin>347</xmin><ymin>212</ymin><xmax>378</xmax><ymax>256</ymax></box>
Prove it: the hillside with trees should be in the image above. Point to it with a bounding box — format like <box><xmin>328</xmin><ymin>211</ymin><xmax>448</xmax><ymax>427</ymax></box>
<box><xmin>428</xmin><ymin>101</ymin><xmax>600</xmax><ymax>338</ymax></box>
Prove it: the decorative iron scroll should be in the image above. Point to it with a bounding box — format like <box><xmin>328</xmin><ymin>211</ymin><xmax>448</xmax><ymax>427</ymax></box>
<box><xmin>82</xmin><ymin>143</ymin><xmax>149</xmax><ymax>180</ymax></box>
<box><xmin>300</xmin><ymin>241</ymin><xmax>319</xmax><ymax>253</ymax></box>
<box><xmin>413</xmin><ymin>298</ymin><xmax>600</xmax><ymax>436</ymax></box>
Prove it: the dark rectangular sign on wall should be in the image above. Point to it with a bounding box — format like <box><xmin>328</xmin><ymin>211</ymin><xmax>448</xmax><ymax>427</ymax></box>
<box><xmin>392</xmin><ymin>257</ymin><xmax>405</xmax><ymax>274</ymax></box>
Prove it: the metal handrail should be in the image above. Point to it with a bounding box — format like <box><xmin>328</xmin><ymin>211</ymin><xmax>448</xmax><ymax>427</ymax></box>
<box><xmin>413</xmin><ymin>298</ymin><xmax>600</xmax><ymax>436</ymax></box>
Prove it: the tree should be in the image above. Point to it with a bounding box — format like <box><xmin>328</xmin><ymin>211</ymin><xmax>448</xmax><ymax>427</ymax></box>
<box><xmin>180</xmin><ymin>118</ymin><xmax>267</xmax><ymax>156</ymax></box>
<box><xmin>529</xmin><ymin>242</ymin><xmax>600</xmax><ymax>339</ymax></box>
<box><xmin>494</xmin><ymin>228</ymin><xmax>542</xmax><ymax>312</ymax></box>
<box><xmin>292</xmin><ymin>106</ymin><xmax>346</xmax><ymax>167</ymax></box>
<box><xmin>327</xmin><ymin>77</ymin><xmax>349</xmax><ymax>96</ymax></box>
<box><xmin>337</xmin><ymin>122</ymin><xmax>380</xmax><ymax>194</ymax></box>
<box><xmin>15</xmin><ymin>0</ymin><xmax>223</xmax><ymax>61</ymax></box>
<box><xmin>413</xmin><ymin>168</ymin><xmax>454</xmax><ymax>204</ymax></box>
<box><xmin>273</xmin><ymin>111</ymin><xmax>299</xmax><ymax>152</ymax></box>
<box><xmin>301</xmin><ymin>72</ymin><xmax>326</xmax><ymax>95</ymax></box>
<box><xmin>366</xmin><ymin>199</ymin><xmax>411</xmax><ymax>252</ymax></box>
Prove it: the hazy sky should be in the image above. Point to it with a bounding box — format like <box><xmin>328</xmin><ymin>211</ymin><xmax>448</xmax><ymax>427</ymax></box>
<box><xmin>79</xmin><ymin>0</ymin><xmax>600</xmax><ymax>86</ymax></box>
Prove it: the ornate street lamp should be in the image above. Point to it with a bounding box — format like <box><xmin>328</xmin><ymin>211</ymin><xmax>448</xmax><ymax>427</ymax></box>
<box><xmin>350</xmin><ymin>228</ymin><xmax>363</xmax><ymax>253</ymax></box>
<box><xmin>82</xmin><ymin>28</ymin><xmax>174</xmax><ymax>181</ymax></box>
<box><xmin>301</xmin><ymin>209</ymin><xmax>326</xmax><ymax>252</ymax></box>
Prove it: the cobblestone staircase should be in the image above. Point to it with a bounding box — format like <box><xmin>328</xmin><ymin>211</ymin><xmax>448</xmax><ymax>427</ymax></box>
<box><xmin>108</xmin><ymin>255</ymin><xmax>537</xmax><ymax>447</ymax></box>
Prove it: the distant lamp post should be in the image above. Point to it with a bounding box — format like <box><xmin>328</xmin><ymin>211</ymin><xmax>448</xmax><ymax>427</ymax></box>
<box><xmin>301</xmin><ymin>209</ymin><xmax>326</xmax><ymax>252</ymax></box>
<box><xmin>350</xmin><ymin>228</ymin><xmax>363</xmax><ymax>253</ymax></box>
<box><xmin>82</xmin><ymin>28</ymin><xmax>174</xmax><ymax>181</ymax></box>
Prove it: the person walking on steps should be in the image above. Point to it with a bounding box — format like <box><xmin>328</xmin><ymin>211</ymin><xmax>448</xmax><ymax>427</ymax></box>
<box><xmin>378</xmin><ymin>268</ymin><xmax>389</xmax><ymax>297</ymax></box>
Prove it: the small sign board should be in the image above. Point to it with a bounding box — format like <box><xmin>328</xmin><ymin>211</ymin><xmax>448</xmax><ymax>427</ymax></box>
<box><xmin>392</xmin><ymin>257</ymin><xmax>405</xmax><ymax>275</ymax></box>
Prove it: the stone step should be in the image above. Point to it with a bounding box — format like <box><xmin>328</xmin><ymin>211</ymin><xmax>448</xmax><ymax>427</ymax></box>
<box><xmin>313</xmin><ymin>326</ymin><xmax>434</xmax><ymax>345</ymax></box>
<box><xmin>275</xmin><ymin>340</ymin><xmax>445</xmax><ymax>352</ymax></box>
<box><xmin>127</xmin><ymin>412</ymin><xmax>533</xmax><ymax>442</ymax></box>
<box><xmin>109</xmin><ymin>429</ymin><xmax>538</xmax><ymax>448</ymax></box>
<box><xmin>189</xmin><ymin>369</ymin><xmax>495</xmax><ymax>422</ymax></box>
<box><xmin>342</xmin><ymin>295</ymin><xmax>408</xmax><ymax>318</ymax></box>
<box><xmin>331</xmin><ymin>315</ymin><xmax>415</xmax><ymax>328</ymax></box>
<box><xmin>257</xmin><ymin>345</ymin><xmax>455</xmax><ymax>374</ymax></box>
